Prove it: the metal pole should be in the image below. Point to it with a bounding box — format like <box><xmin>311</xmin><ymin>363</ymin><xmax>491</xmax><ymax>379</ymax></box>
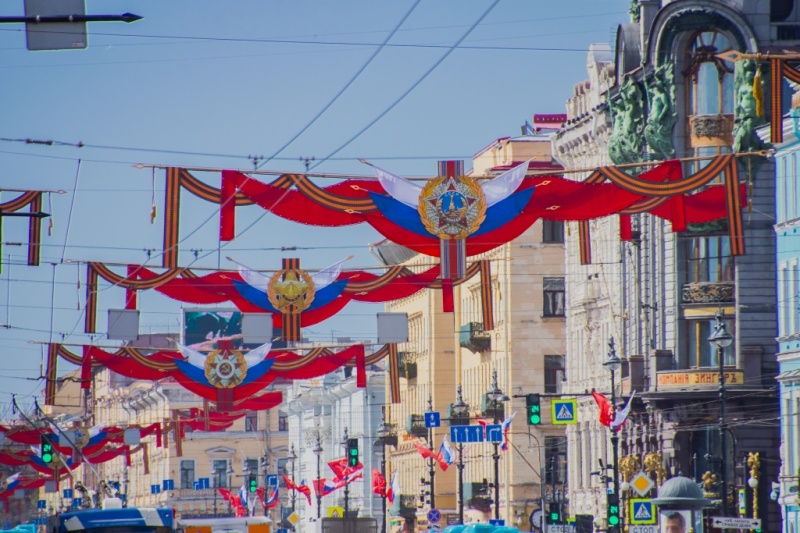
<box><xmin>719</xmin><ymin>345</ymin><xmax>728</xmax><ymax>515</ymax></box>
<box><xmin>611</xmin><ymin>367</ymin><xmax>620</xmax><ymax>527</ymax></box>
<box><xmin>493</xmin><ymin>442</ymin><xmax>500</xmax><ymax>520</ymax></box>
<box><xmin>428</xmin><ymin>394</ymin><xmax>436</xmax><ymax>510</ymax></box>
<box><xmin>291</xmin><ymin>446</ymin><xmax>297</xmax><ymax>531</ymax></box>
<box><xmin>343</xmin><ymin>428</ymin><xmax>350</xmax><ymax>522</ymax></box>
<box><xmin>458</xmin><ymin>444</ymin><xmax>464</xmax><ymax>524</ymax></box>
<box><xmin>382</xmin><ymin>438</ymin><xmax>387</xmax><ymax>533</ymax></box>
<box><xmin>317</xmin><ymin>450</ymin><xmax>322</xmax><ymax>519</ymax></box>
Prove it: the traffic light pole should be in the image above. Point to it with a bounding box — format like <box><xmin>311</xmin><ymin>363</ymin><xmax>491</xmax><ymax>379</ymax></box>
<box><xmin>427</xmin><ymin>395</ymin><xmax>436</xmax><ymax>510</ymax></box>
<box><xmin>343</xmin><ymin>428</ymin><xmax>351</xmax><ymax>521</ymax></box>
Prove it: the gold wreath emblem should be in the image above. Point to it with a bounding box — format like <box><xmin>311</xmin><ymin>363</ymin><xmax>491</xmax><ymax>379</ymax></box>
<box><xmin>72</xmin><ymin>427</ymin><xmax>90</xmax><ymax>449</ymax></box>
<box><xmin>204</xmin><ymin>348</ymin><xmax>248</xmax><ymax>388</ymax></box>
<box><xmin>418</xmin><ymin>175</ymin><xmax>487</xmax><ymax>239</ymax></box>
<box><xmin>267</xmin><ymin>268</ymin><xmax>316</xmax><ymax>313</ymax></box>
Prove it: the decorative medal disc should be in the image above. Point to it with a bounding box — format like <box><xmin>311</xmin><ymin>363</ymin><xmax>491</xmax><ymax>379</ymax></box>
<box><xmin>204</xmin><ymin>348</ymin><xmax>248</xmax><ymax>388</ymax></box>
<box><xmin>267</xmin><ymin>267</ymin><xmax>316</xmax><ymax>312</ymax></box>
<box><xmin>418</xmin><ymin>175</ymin><xmax>486</xmax><ymax>239</ymax></box>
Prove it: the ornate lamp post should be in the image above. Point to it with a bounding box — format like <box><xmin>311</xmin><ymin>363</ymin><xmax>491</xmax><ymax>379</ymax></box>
<box><xmin>287</xmin><ymin>443</ymin><xmax>298</xmax><ymax>529</ymax></box>
<box><xmin>313</xmin><ymin>434</ymin><xmax>324</xmax><ymax>520</ymax></box>
<box><xmin>485</xmin><ymin>369</ymin><xmax>509</xmax><ymax>521</ymax></box>
<box><xmin>709</xmin><ymin>312</ymin><xmax>734</xmax><ymax>515</ymax></box>
<box><xmin>259</xmin><ymin>453</ymin><xmax>270</xmax><ymax>518</ymax></box>
<box><xmin>451</xmin><ymin>385</ymin><xmax>470</xmax><ymax>524</ymax></box>
<box><xmin>603</xmin><ymin>337</ymin><xmax>622</xmax><ymax>526</ymax></box>
<box><xmin>341</xmin><ymin>427</ymin><xmax>351</xmax><ymax>520</ymax></box>
<box><xmin>226</xmin><ymin>462</ymin><xmax>235</xmax><ymax>513</ymax></box>
<box><xmin>376</xmin><ymin>409</ymin><xmax>396</xmax><ymax>533</ymax></box>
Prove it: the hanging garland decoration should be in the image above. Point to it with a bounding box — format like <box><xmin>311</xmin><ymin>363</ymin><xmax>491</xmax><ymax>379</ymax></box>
<box><xmin>46</xmin><ymin>340</ymin><xmax>400</xmax><ymax>410</ymax></box>
<box><xmin>156</xmin><ymin>156</ymin><xmax>744</xmax><ymax>303</ymax></box>
<box><xmin>0</xmin><ymin>422</ymin><xmax>163</xmax><ymax>454</ymax></box>
<box><xmin>81</xmin><ymin>256</ymin><xmax>492</xmax><ymax>340</ymax></box>
<box><xmin>0</xmin><ymin>190</ymin><xmax>44</xmax><ymax>269</ymax></box>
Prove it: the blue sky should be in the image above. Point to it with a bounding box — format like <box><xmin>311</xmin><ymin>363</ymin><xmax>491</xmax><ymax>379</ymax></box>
<box><xmin>0</xmin><ymin>0</ymin><xmax>630</xmax><ymax>410</ymax></box>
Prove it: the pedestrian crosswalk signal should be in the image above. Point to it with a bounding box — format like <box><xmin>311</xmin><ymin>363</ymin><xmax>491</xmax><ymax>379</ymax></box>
<box><xmin>347</xmin><ymin>438</ymin><xmax>359</xmax><ymax>467</ymax></box>
<box><xmin>548</xmin><ymin>502</ymin><xmax>561</xmax><ymax>524</ymax></box>
<box><xmin>526</xmin><ymin>394</ymin><xmax>541</xmax><ymax>425</ymax></box>
<box><xmin>248</xmin><ymin>473</ymin><xmax>257</xmax><ymax>493</ymax></box>
<box><xmin>607</xmin><ymin>493</ymin><xmax>620</xmax><ymax>527</ymax></box>
<box><xmin>40</xmin><ymin>434</ymin><xmax>53</xmax><ymax>464</ymax></box>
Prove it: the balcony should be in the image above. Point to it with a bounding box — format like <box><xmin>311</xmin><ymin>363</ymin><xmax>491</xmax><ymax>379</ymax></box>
<box><xmin>389</xmin><ymin>494</ymin><xmax>418</xmax><ymax>518</ymax></box>
<box><xmin>459</xmin><ymin>322</ymin><xmax>491</xmax><ymax>353</ymax></box>
<box><xmin>396</xmin><ymin>352</ymin><xmax>417</xmax><ymax>380</ymax></box>
<box><xmin>405</xmin><ymin>414</ymin><xmax>428</xmax><ymax>438</ymax></box>
<box><xmin>681</xmin><ymin>281</ymin><xmax>735</xmax><ymax>305</ymax></box>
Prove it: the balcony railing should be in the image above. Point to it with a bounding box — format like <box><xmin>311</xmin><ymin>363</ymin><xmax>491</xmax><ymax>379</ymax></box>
<box><xmin>681</xmin><ymin>281</ymin><xmax>735</xmax><ymax>305</ymax></box>
<box><xmin>396</xmin><ymin>352</ymin><xmax>417</xmax><ymax>379</ymax></box>
<box><xmin>405</xmin><ymin>414</ymin><xmax>427</xmax><ymax>438</ymax></box>
<box><xmin>459</xmin><ymin>322</ymin><xmax>491</xmax><ymax>353</ymax></box>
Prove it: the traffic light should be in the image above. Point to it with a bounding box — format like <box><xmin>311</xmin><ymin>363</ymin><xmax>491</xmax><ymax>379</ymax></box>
<box><xmin>40</xmin><ymin>434</ymin><xmax>53</xmax><ymax>464</ymax></box>
<box><xmin>526</xmin><ymin>393</ymin><xmax>541</xmax><ymax>425</ymax></box>
<box><xmin>248</xmin><ymin>473</ymin><xmax>257</xmax><ymax>493</ymax></box>
<box><xmin>347</xmin><ymin>438</ymin><xmax>359</xmax><ymax>467</ymax></box>
<box><xmin>548</xmin><ymin>502</ymin><xmax>561</xmax><ymax>524</ymax></box>
<box><xmin>607</xmin><ymin>493</ymin><xmax>620</xmax><ymax>528</ymax></box>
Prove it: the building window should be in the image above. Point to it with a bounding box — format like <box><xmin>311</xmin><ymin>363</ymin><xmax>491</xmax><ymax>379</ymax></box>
<box><xmin>543</xmin><ymin>277</ymin><xmax>566</xmax><ymax>317</ymax></box>
<box><xmin>682</xmin><ymin>317</ymin><xmax>736</xmax><ymax>368</ymax></box>
<box><xmin>684</xmin><ymin>31</ymin><xmax>734</xmax><ymax>117</ymax></box>
<box><xmin>543</xmin><ymin>220</ymin><xmax>565</xmax><ymax>243</ymax></box>
<box><xmin>245</xmin><ymin>411</ymin><xmax>258</xmax><ymax>432</ymax></box>
<box><xmin>545</xmin><ymin>355</ymin><xmax>565</xmax><ymax>393</ymax></box>
<box><xmin>212</xmin><ymin>459</ymin><xmax>228</xmax><ymax>488</ymax></box>
<box><xmin>180</xmin><ymin>460</ymin><xmax>195</xmax><ymax>489</ymax></box>
<box><xmin>278</xmin><ymin>412</ymin><xmax>289</xmax><ymax>432</ymax></box>
<box><xmin>684</xmin><ymin>235</ymin><xmax>734</xmax><ymax>283</ymax></box>
<box><xmin>544</xmin><ymin>436</ymin><xmax>567</xmax><ymax>485</ymax></box>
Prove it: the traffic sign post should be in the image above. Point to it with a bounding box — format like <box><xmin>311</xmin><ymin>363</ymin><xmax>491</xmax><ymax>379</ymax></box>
<box><xmin>711</xmin><ymin>517</ymin><xmax>762</xmax><ymax>529</ymax></box>
<box><xmin>424</xmin><ymin>411</ymin><xmax>441</xmax><ymax>428</ymax></box>
<box><xmin>427</xmin><ymin>508</ymin><xmax>441</xmax><ymax>524</ymax></box>
<box><xmin>485</xmin><ymin>424</ymin><xmax>503</xmax><ymax>443</ymax></box>
<box><xmin>629</xmin><ymin>499</ymin><xmax>656</xmax><ymax>525</ymax></box>
<box><xmin>551</xmin><ymin>399</ymin><xmax>578</xmax><ymax>425</ymax></box>
<box><xmin>449</xmin><ymin>425</ymin><xmax>485</xmax><ymax>443</ymax></box>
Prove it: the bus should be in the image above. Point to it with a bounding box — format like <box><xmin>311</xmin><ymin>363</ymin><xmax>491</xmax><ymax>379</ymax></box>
<box><xmin>45</xmin><ymin>498</ymin><xmax>173</xmax><ymax>533</ymax></box>
<box><xmin>175</xmin><ymin>515</ymin><xmax>271</xmax><ymax>533</ymax></box>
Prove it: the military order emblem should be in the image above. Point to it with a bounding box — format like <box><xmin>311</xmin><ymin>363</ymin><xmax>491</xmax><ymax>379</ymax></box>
<box><xmin>418</xmin><ymin>175</ymin><xmax>487</xmax><ymax>239</ymax></box>
<box><xmin>204</xmin><ymin>348</ymin><xmax>248</xmax><ymax>388</ymax></box>
<box><xmin>267</xmin><ymin>267</ymin><xmax>316</xmax><ymax>313</ymax></box>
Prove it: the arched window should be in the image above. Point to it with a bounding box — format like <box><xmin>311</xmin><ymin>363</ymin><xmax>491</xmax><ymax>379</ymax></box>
<box><xmin>684</xmin><ymin>31</ymin><xmax>735</xmax><ymax>116</ymax></box>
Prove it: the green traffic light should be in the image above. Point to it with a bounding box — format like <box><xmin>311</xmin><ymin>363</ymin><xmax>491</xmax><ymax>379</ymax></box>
<box><xmin>550</xmin><ymin>513</ymin><xmax>559</xmax><ymax>522</ymax></box>
<box><xmin>42</xmin><ymin>452</ymin><xmax>52</xmax><ymax>463</ymax></box>
<box><xmin>530</xmin><ymin>414</ymin><xmax>542</xmax><ymax>424</ymax></box>
<box><xmin>608</xmin><ymin>516</ymin><xmax>620</xmax><ymax>526</ymax></box>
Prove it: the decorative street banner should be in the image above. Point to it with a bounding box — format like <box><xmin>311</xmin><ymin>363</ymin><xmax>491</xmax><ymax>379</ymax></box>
<box><xmin>0</xmin><ymin>190</ymin><xmax>45</xmax><ymax>269</ymax></box>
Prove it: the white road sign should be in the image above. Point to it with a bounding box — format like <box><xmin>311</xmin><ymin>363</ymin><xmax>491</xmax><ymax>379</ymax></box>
<box><xmin>629</xmin><ymin>526</ymin><xmax>657</xmax><ymax>533</ymax></box>
<box><xmin>711</xmin><ymin>517</ymin><xmax>762</xmax><ymax>529</ymax></box>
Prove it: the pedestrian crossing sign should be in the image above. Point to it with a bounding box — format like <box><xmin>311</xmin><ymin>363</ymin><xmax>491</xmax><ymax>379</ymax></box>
<box><xmin>629</xmin><ymin>499</ymin><xmax>656</xmax><ymax>525</ymax></box>
<box><xmin>550</xmin><ymin>399</ymin><xmax>577</xmax><ymax>425</ymax></box>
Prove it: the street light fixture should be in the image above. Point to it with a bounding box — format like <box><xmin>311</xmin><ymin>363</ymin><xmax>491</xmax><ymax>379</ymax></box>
<box><xmin>451</xmin><ymin>385</ymin><xmax>470</xmax><ymax>524</ymax></box>
<box><xmin>709</xmin><ymin>311</ymin><xmax>733</xmax><ymax>515</ymax></box>
<box><xmin>313</xmin><ymin>434</ymin><xmax>324</xmax><ymax>520</ymax></box>
<box><xmin>484</xmin><ymin>369</ymin><xmax>508</xmax><ymax>521</ymax></box>
<box><xmin>287</xmin><ymin>443</ymin><xmax>298</xmax><ymax>530</ymax></box>
<box><xmin>376</xmin><ymin>409</ymin><xmax>396</xmax><ymax>533</ymax></box>
<box><xmin>603</xmin><ymin>337</ymin><xmax>621</xmax><ymax>531</ymax></box>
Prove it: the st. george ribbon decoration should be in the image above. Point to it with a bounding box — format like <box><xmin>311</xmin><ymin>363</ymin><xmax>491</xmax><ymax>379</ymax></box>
<box><xmin>157</xmin><ymin>156</ymin><xmax>746</xmax><ymax>307</ymax></box>
<box><xmin>46</xmin><ymin>339</ymin><xmax>404</xmax><ymax>409</ymax></box>
<box><xmin>82</xmin><ymin>256</ymin><xmax>496</xmax><ymax>341</ymax></box>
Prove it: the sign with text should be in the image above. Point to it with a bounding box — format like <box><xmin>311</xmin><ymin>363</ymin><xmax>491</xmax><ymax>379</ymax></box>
<box><xmin>657</xmin><ymin>370</ymin><xmax>743</xmax><ymax>388</ymax></box>
<box><xmin>711</xmin><ymin>516</ymin><xmax>761</xmax><ymax>529</ymax></box>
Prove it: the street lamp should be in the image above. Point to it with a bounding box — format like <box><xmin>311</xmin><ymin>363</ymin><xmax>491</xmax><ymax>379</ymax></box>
<box><xmin>485</xmin><ymin>369</ymin><xmax>509</xmax><ymax>521</ymax></box>
<box><xmin>451</xmin><ymin>385</ymin><xmax>470</xmax><ymax>525</ymax></box>
<box><xmin>426</xmin><ymin>394</ymin><xmax>437</xmax><ymax>510</ymax></box>
<box><xmin>287</xmin><ymin>443</ymin><xmax>298</xmax><ymax>529</ymax></box>
<box><xmin>376</xmin><ymin>409</ymin><xmax>396</xmax><ymax>533</ymax></box>
<box><xmin>313</xmin><ymin>434</ymin><xmax>324</xmax><ymax>520</ymax></box>
<box><xmin>709</xmin><ymin>311</ymin><xmax>733</xmax><ymax>515</ymax></box>
<box><xmin>603</xmin><ymin>337</ymin><xmax>622</xmax><ymax>529</ymax></box>
<box><xmin>260</xmin><ymin>453</ymin><xmax>270</xmax><ymax>518</ymax></box>
<box><xmin>226</xmin><ymin>462</ymin><xmax>235</xmax><ymax>512</ymax></box>
<box><xmin>341</xmin><ymin>427</ymin><xmax>352</xmax><ymax>521</ymax></box>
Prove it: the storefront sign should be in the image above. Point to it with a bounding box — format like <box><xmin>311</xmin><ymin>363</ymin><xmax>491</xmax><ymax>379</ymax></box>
<box><xmin>657</xmin><ymin>370</ymin><xmax>743</xmax><ymax>388</ymax></box>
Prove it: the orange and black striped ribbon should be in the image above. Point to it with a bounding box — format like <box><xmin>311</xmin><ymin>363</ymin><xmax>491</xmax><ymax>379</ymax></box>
<box><xmin>772</xmin><ymin>59</ymin><xmax>784</xmax><ymax>144</ymax></box>
<box><xmin>162</xmin><ymin>168</ymin><xmax>182</xmax><ymax>268</ymax></box>
<box><xmin>45</xmin><ymin>344</ymin><xmax>59</xmax><ymax>405</ymax></box>
<box><xmin>27</xmin><ymin>192</ymin><xmax>42</xmax><ymax>266</ymax></box>
<box><xmin>579</xmin><ymin>220</ymin><xmax>592</xmax><ymax>265</ymax></box>
<box><xmin>172</xmin><ymin>413</ymin><xmax>183</xmax><ymax>457</ymax></box>
<box><xmin>479</xmin><ymin>260</ymin><xmax>494</xmax><ymax>331</ymax></box>
<box><xmin>84</xmin><ymin>263</ymin><xmax>98</xmax><ymax>333</ymax></box>
<box><xmin>725</xmin><ymin>160</ymin><xmax>746</xmax><ymax>256</ymax></box>
<box><xmin>281</xmin><ymin>258</ymin><xmax>303</xmax><ymax>342</ymax></box>
<box><xmin>388</xmin><ymin>343</ymin><xmax>401</xmax><ymax>404</ymax></box>
<box><xmin>125</xmin><ymin>265</ymin><xmax>137</xmax><ymax>310</ymax></box>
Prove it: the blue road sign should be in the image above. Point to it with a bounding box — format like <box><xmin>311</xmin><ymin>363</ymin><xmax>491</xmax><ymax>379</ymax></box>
<box><xmin>267</xmin><ymin>474</ymin><xmax>278</xmax><ymax>487</ymax></box>
<box><xmin>162</xmin><ymin>479</ymin><xmax>174</xmax><ymax>491</ymax></box>
<box><xmin>489</xmin><ymin>519</ymin><xmax>505</xmax><ymax>526</ymax></box>
<box><xmin>629</xmin><ymin>499</ymin><xmax>656</xmax><ymax>525</ymax></box>
<box><xmin>150</xmin><ymin>484</ymin><xmax>161</xmax><ymax>494</ymax></box>
<box><xmin>37</xmin><ymin>499</ymin><xmax>46</xmax><ymax>509</ymax></box>
<box><xmin>486</xmin><ymin>424</ymin><xmax>503</xmax><ymax>443</ymax></box>
<box><xmin>551</xmin><ymin>399</ymin><xmax>578</xmax><ymax>425</ymax></box>
<box><xmin>427</xmin><ymin>508</ymin><xmax>441</xmax><ymax>523</ymax></box>
<box><xmin>424</xmin><ymin>411</ymin><xmax>441</xmax><ymax>428</ymax></box>
<box><xmin>62</xmin><ymin>488</ymin><xmax>73</xmax><ymax>499</ymax></box>
<box><xmin>450</xmin><ymin>425</ymin><xmax>485</xmax><ymax>443</ymax></box>
<box><xmin>199</xmin><ymin>477</ymin><xmax>210</xmax><ymax>489</ymax></box>
<box><xmin>71</xmin><ymin>498</ymin><xmax>81</xmax><ymax>509</ymax></box>
<box><xmin>193</xmin><ymin>481</ymin><xmax>201</xmax><ymax>490</ymax></box>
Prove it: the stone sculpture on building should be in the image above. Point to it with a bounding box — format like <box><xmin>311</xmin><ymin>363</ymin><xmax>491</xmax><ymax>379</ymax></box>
<box><xmin>644</xmin><ymin>61</ymin><xmax>677</xmax><ymax>160</ymax></box>
<box><xmin>608</xmin><ymin>75</ymin><xmax>644</xmax><ymax>166</ymax></box>
<box><xmin>732</xmin><ymin>58</ymin><xmax>765</xmax><ymax>153</ymax></box>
